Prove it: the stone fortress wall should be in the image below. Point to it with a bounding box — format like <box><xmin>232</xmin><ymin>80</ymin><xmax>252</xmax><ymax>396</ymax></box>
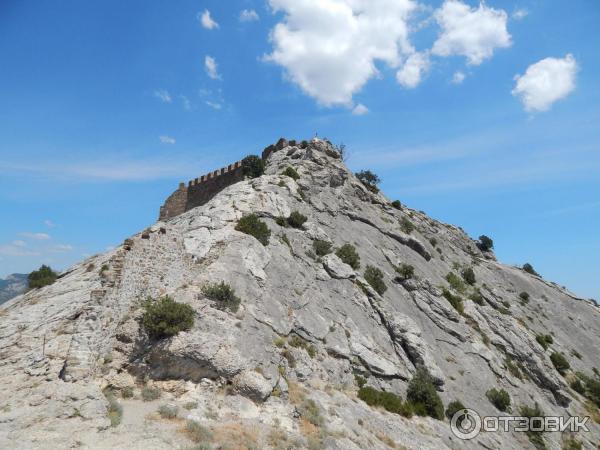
<box><xmin>159</xmin><ymin>138</ymin><xmax>291</xmax><ymax>221</ymax></box>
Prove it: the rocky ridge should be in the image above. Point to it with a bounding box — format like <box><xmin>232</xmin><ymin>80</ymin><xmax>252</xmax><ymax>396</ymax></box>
<box><xmin>0</xmin><ymin>139</ymin><xmax>599</xmax><ymax>449</ymax></box>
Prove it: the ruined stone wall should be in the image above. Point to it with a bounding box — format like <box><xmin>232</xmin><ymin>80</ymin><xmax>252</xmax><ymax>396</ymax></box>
<box><xmin>159</xmin><ymin>138</ymin><xmax>291</xmax><ymax>221</ymax></box>
<box><xmin>159</xmin><ymin>161</ymin><xmax>244</xmax><ymax>221</ymax></box>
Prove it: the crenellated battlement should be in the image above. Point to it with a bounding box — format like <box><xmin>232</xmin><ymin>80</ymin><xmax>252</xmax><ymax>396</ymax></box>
<box><xmin>158</xmin><ymin>138</ymin><xmax>293</xmax><ymax>221</ymax></box>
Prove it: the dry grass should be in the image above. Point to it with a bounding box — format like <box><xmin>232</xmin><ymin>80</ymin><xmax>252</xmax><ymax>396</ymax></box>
<box><xmin>375</xmin><ymin>432</ymin><xmax>407</xmax><ymax>449</ymax></box>
<box><xmin>211</xmin><ymin>423</ymin><xmax>259</xmax><ymax>450</ymax></box>
<box><xmin>287</xmin><ymin>380</ymin><xmax>307</xmax><ymax>405</ymax></box>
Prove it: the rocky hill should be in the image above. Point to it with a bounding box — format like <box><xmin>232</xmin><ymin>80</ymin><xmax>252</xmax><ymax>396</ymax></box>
<box><xmin>0</xmin><ymin>273</ymin><xmax>27</xmax><ymax>305</ymax></box>
<box><xmin>0</xmin><ymin>139</ymin><xmax>599</xmax><ymax>450</ymax></box>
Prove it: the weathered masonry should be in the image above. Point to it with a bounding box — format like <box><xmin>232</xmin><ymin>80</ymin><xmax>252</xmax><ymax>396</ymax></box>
<box><xmin>159</xmin><ymin>138</ymin><xmax>291</xmax><ymax>221</ymax></box>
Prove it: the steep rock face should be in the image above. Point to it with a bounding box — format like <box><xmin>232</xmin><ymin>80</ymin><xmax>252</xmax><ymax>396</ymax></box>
<box><xmin>1</xmin><ymin>139</ymin><xmax>599</xmax><ymax>450</ymax></box>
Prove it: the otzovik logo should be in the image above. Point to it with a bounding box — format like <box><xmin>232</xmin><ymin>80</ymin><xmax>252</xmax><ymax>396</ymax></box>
<box><xmin>450</xmin><ymin>408</ymin><xmax>590</xmax><ymax>440</ymax></box>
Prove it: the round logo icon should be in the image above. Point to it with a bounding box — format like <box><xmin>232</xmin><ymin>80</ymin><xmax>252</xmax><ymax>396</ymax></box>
<box><xmin>450</xmin><ymin>408</ymin><xmax>482</xmax><ymax>440</ymax></box>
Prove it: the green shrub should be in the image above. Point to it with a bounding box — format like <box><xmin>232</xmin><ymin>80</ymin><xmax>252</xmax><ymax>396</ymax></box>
<box><xmin>186</xmin><ymin>420</ymin><xmax>213</xmax><ymax>443</ymax></box>
<box><xmin>287</xmin><ymin>211</ymin><xmax>308</xmax><ymax>229</ymax></box>
<box><xmin>478</xmin><ymin>235</ymin><xmax>494</xmax><ymax>252</ymax></box>
<box><xmin>354</xmin><ymin>374</ymin><xmax>367</xmax><ymax>388</ymax></box>
<box><xmin>523</xmin><ymin>263</ymin><xmax>540</xmax><ymax>276</ymax></box>
<box><xmin>275</xmin><ymin>216</ymin><xmax>287</xmax><ymax>227</ymax></box>
<box><xmin>519</xmin><ymin>291</ymin><xmax>530</xmax><ymax>303</ymax></box>
<box><xmin>395</xmin><ymin>264</ymin><xmax>414</xmax><ymax>280</ymax></box>
<box><xmin>445</xmin><ymin>400</ymin><xmax>466</xmax><ymax>421</ymax></box>
<box><xmin>585</xmin><ymin>375</ymin><xmax>600</xmax><ymax>407</ymax></box>
<box><xmin>461</xmin><ymin>267</ymin><xmax>476</xmax><ymax>285</ymax></box>
<box><xmin>406</xmin><ymin>368</ymin><xmax>444</xmax><ymax>420</ymax></box>
<box><xmin>235</xmin><ymin>214</ymin><xmax>271</xmax><ymax>246</ymax></box>
<box><xmin>202</xmin><ymin>281</ymin><xmax>241</xmax><ymax>312</ymax></box>
<box><xmin>486</xmin><ymin>388</ymin><xmax>511</xmax><ymax>412</ymax></box>
<box><xmin>158</xmin><ymin>404</ymin><xmax>178</xmax><ymax>419</ymax></box>
<box><xmin>358</xmin><ymin>386</ymin><xmax>413</xmax><ymax>418</ymax></box>
<box><xmin>142</xmin><ymin>296</ymin><xmax>194</xmax><ymax>339</ymax></box>
<box><xmin>355</xmin><ymin>170</ymin><xmax>381</xmax><ymax>193</ymax></box>
<box><xmin>287</xmin><ymin>334</ymin><xmax>317</xmax><ymax>358</ymax></box>
<box><xmin>550</xmin><ymin>352</ymin><xmax>570</xmax><ymax>375</ymax></box>
<box><xmin>121</xmin><ymin>386</ymin><xmax>134</xmax><ymax>399</ymax></box>
<box><xmin>469</xmin><ymin>289</ymin><xmax>485</xmax><ymax>305</ymax></box>
<box><xmin>429</xmin><ymin>237</ymin><xmax>438</xmax><ymax>247</ymax></box>
<box><xmin>335</xmin><ymin>244</ymin><xmax>360</xmax><ymax>269</ymax></box>
<box><xmin>241</xmin><ymin>155</ymin><xmax>265</xmax><ymax>178</ymax></box>
<box><xmin>364</xmin><ymin>265</ymin><xmax>387</xmax><ymax>295</ymax></box>
<box><xmin>281</xmin><ymin>166</ymin><xmax>300</xmax><ymax>180</ymax></box>
<box><xmin>536</xmin><ymin>334</ymin><xmax>553</xmax><ymax>350</ymax></box>
<box><xmin>298</xmin><ymin>399</ymin><xmax>324</xmax><ymax>427</ymax></box>
<box><xmin>446</xmin><ymin>272</ymin><xmax>467</xmax><ymax>294</ymax></box>
<box><xmin>562</xmin><ymin>437</ymin><xmax>582</xmax><ymax>450</ymax></box>
<box><xmin>312</xmin><ymin>240</ymin><xmax>332</xmax><ymax>257</ymax></box>
<box><xmin>28</xmin><ymin>265</ymin><xmax>58</xmax><ymax>289</ymax></box>
<box><xmin>400</xmin><ymin>217</ymin><xmax>415</xmax><ymax>234</ymax></box>
<box><xmin>442</xmin><ymin>289</ymin><xmax>464</xmax><ymax>314</ymax></box>
<box><xmin>505</xmin><ymin>357</ymin><xmax>524</xmax><ymax>380</ymax></box>
<box><xmin>391</xmin><ymin>200</ymin><xmax>402</xmax><ymax>210</ymax></box>
<box><xmin>570</xmin><ymin>349</ymin><xmax>582</xmax><ymax>359</ymax></box>
<box><xmin>519</xmin><ymin>403</ymin><xmax>546</xmax><ymax>450</ymax></box>
<box><xmin>103</xmin><ymin>389</ymin><xmax>123</xmax><ymax>427</ymax></box>
<box><xmin>141</xmin><ymin>386</ymin><xmax>161</xmax><ymax>402</ymax></box>
<box><xmin>570</xmin><ymin>378</ymin><xmax>586</xmax><ymax>395</ymax></box>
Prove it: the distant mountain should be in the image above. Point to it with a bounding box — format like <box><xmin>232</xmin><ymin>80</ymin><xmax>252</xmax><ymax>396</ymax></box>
<box><xmin>0</xmin><ymin>273</ymin><xmax>27</xmax><ymax>305</ymax></box>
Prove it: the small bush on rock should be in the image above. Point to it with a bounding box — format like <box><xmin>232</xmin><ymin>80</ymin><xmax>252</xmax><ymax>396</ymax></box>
<box><xmin>185</xmin><ymin>420</ymin><xmax>213</xmax><ymax>444</ymax></box>
<box><xmin>486</xmin><ymin>388</ymin><xmax>511</xmax><ymax>412</ymax></box>
<box><xmin>103</xmin><ymin>389</ymin><xmax>123</xmax><ymax>427</ymax></box>
<box><xmin>158</xmin><ymin>404</ymin><xmax>179</xmax><ymax>419</ymax></box>
<box><xmin>478</xmin><ymin>235</ymin><xmax>494</xmax><ymax>252</ymax></box>
<box><xmin>241</xmin><ymin>155</ymin><xmax>265</xmax><ymax>178</ymax></box>
<box><xmin>523</xmin><ymin>263</ymin><xmax>540</xmax><ymax>276</ymax></box>
<box><xmin>142</xmin><ymin>296</ymin><xmax>194</xmax><ymax>339</ymax></box>
<box><xmin>355</xmin><ymin>170</ymin><xmax>381</xmax><ymax>193</ymax></box>
<box><xmin>446</xmin><ymin>272</ymin><xmax>467</xmax><ymax>294</ymax></box>
<box><xmin>461</xmin><ymin>267</ymin><xmax>476</xmax><ymax>285</ymax></box>
<box><xmin>358</xmin><ymin>386</ymin><xmax>413</xmax><ymax>418</ymax></box>
<box><xmin>400</xmin><ymin>217</ymin><xmax>415</xmax><ymax>234</ymax></box>
<box><xmin>336</xmin><ymin>244</ymin><xmax>360</xmax><ymax>269</ymax></box>
<box><xmin>141</xmin><ymin>386</ymin><xmax>162</xmax><ymax>402</ymax></box>
<box><xmin>281</xmin><ymin>166</ymin><xmax>300</xmax><ymax>180</ymax></box>
<box><xmin>364</xmin><ymin>265</ymin><xmax>387</xmax><ymax>295</ymax></box>
<box><xmin>536</xmin><ymin>334</ymin><xmax>553</xmax><ymax>350</ymax></box>
<box><xmin>519</xmin><ymin>292</ymin><xmax>530</xmax><ymax>303</ymax></box>
<box><xmin>391</xmin><ymin>200</ymin><xmax>402</xmax><ymax>210</ymax></box>
<box><xmin>298</xmin><ymin>399</ymin><xmax>324</xmax><ymax>427</ymax></box>
<box><xmin>28</xmin><ymin>265</ymin><xmax>58</xmax><ymax>289</ymax></box>
<box><xmin>406</xmin><ymin>368</ymin><xmax>444</xmax><ymax>420</ymax></box>
<box><xmin>202</xmin><ymin>281</ymin><xmax>241</xmax><ymax>312</ymax></box>
<box><xmin>442</xmin><ymin>289</ymin><xmax>464</xmax><ymax>314</ymax></box>
<box><xmin>550</xmin><ymin>352</ymin><xmax>570</xmax><ymax>375</ymax></box>
<box><xmin>235</xmin><ymin>214</ymin><xmax>271</xmax><ymax>246</ymax></box>
<box><xmin>445</xmin><ymin>400</ymin><xmax>466</xmax><ymax>421</ymax></box>
<box><xmin>312</xmin><ymin>240</ymin><xmax>332</xmax><ymax>257</ymax></box>
<box><xmin>286</xmin><ymin>211</ymin><xmax>308</xmax><ymax>229</ymax></box>
<box><xmin>396</xmin><ymin>263</ymin><xmax>415</xmax><ymax>280</ymax></box>
<box><xmin>519</xmin><ymin>403</ymin><xmax>546</xmax><ymax>450</ymax></box>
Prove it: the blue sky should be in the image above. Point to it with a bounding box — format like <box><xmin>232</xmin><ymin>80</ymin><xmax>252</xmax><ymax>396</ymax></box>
<box><xmin>0</xmin><ymin>1</ymin><xmax>598</xmax><ymax>300</ymax></box>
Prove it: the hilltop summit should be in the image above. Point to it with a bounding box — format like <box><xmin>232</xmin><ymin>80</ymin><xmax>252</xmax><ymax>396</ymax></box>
<box><xmin>1</xmin><ymin>138</ymin><xmax>599</xmax><ymax>449</ymax></box>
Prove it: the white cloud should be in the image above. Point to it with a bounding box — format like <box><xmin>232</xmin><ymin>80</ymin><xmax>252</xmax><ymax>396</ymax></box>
<box><xmin>205</xmin><ymin>101</ymin><xmax>223</xmax><ymax>110</ymax></box>
<box><xmin>180</xmin><ymin>95</ymin><xmax>192</xmax><ymax>111</ymax></box>
<box><xmin>240</xmin><ymin>9</ymin><xmax>260</xmax><ymax>22</ymax></box>
<box><xmin>199</xmin><ymin>9</ymin><xmax>219</xmax><ymax>30</ymax></box>
<box><xmin>265</xmin><ymin>0</ymin><xmax>417</xmax><ymax>106</ymax></box>
<box><xmin>432</xmin><ymin>0</ymin><xmax>511</xmax><ymax>65</ymax></box>
<box><xmin>352</xmin><ymin>104</ymin><xmax>369</xmax><ymax>115</ymax></box>
<box><xmin>452</xmin><ymin>71</ymin><xmax>466</xmax><ymax>84</ymax></box>
<box><xmin>204</xmin><ymin>56</ymin><xmax>221</xmax><ymax>80</ymax></box>
<box><xmin>44</xmin><ymin>219</ymin><xmax>56</xmax><ymax>228</ymax></box>
<box><xmin>12</xmin><ymin>240</ymin><xmax>26</xmax><ymax>247</ymax></box>
<box><xmin>19</xmin><ymin>232</ymin><xmax>51</xmax><ymax>241</ymax></box>
<box><xmin>396</xmin><ymin>52</ymin><xmax>430</xmax><ymax>88</ymax></box>
<box><xmin>0</xmin><ymin>244</ymin><xmax>39</xmax><ymax>257</ymax></box>
<box><xmin>153</xmin><ymin>89</ymin><xmax>172</xmax><ymax>103</ymax></box>
<box><xmin>512</xmin><ymin>54</ymin><xmax>577</xmax><ymax>112</ymax></box>
<box><xmin>51</xmin><ymin>244</ymin><xmax>73</xmax><ymax>253</ymax></box>
<box><xmin>512</xmin><ymin>8</ymin><xmax>528</xmax><ymax>20</ymax></box>
<box><xmin>159</xmin><ymin>135</ymin><xmax>176</xmax><ymax>145</ymax></box>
